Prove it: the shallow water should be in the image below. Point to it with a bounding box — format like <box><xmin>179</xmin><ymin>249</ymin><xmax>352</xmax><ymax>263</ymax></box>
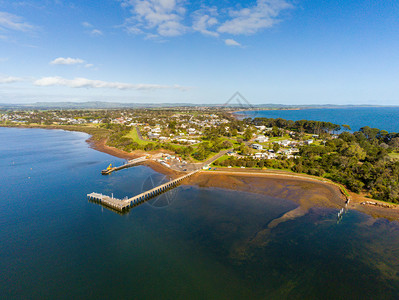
<box><xmin>1</xmin><ymin>127</ymin><xmax>398</xmax><ymax>299</ymax></box>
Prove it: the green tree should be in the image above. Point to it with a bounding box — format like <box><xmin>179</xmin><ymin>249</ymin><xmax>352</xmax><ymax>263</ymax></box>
<box><xmin>244</xmin><ymin>128</ymin><xmax>253</xmax><ymax>141</ymax></box>
<box><xmin>342</xmin><ymin>124</ymin><xmax>351</xmax><ymax>131</ymax></box>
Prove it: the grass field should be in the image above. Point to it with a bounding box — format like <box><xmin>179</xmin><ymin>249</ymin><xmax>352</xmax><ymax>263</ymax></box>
<box><xmin>124</xmin><ymin>128</ymin><xmax>149</xmax><ymax>145</ymax></box>
<box><xmin>211</xmin><ymin>154</ymin><xmax>229</xmax><ymax>165</ymax></box>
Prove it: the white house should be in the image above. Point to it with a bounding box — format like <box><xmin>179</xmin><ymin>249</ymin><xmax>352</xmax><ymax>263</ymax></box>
<box><xmin>188</xmin><ymin>128</ymin><xmax>196</xmax><ymax>135</ymax></box>
<box><xmin>255</xmin><ymin>135</ymin><xmax>269</xmax><ymax>143</ymax></box>
<box><xmin>255</xmin><ymin>125</ymin><xmax>266</xmax><ymax>131</ymax></box>
<box><xmin>254</xmin><ymin>152</ymin><xmax>266</xmax><ymax>159</ymax></box>
<box><xmin>148</xmin><ymin>133</ymin><xmax>160</xmax><ymax>139</ymax></box>
<box><xmin>279</xmin><ymin>140</ymin><xmax>291</xmax><ymax>147</ymax></box>
<box><xmin>251</xmin><ymin>143</ymin><xmax>263</xmax><ymax>150</ymax></box>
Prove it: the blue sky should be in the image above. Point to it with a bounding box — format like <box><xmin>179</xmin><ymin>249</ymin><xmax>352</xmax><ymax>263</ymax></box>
<box><xmin>0</xmin><ymin>0</ymin><xmax>399</xmax><ymax>105</ymax></box>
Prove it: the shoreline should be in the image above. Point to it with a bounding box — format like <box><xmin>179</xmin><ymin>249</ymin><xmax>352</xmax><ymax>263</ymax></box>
<box><xmin>2</xmin><ymin>124</ymin><xmax>398</xmax><ymax>220</ymax></box>
<box><xmin>186</xmin><ymin>170</ymin><xmax>399</xmax><ymax>220</ymax></box>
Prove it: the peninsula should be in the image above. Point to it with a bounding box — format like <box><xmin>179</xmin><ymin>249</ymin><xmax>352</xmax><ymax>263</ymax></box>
<box><xmin>2</xmin><ymin>106</ymin><xmax>398</xmax><ymax>220</ymax></box>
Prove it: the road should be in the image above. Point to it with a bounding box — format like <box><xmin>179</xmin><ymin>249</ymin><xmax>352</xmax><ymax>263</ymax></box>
<box><xmin>136</xmin><ymin>127</ymin><xmax>144</xmax><ymax>140</ymax></box>
<box><xmin>203</xmin><ymin>148</ymin><xmax>232</xmax><ymax>165</ymax></box>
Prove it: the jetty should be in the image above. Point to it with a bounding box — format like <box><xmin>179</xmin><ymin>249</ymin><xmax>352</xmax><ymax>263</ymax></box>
<box><xmin>87</xmin><ymin>192</ymin><xmax>128</xmax><ymax>211</ymax></box>
<box><xmin>88</xmin><ymin>170</ymin><xmax>199</xmax><ymax>212</ymax></box>
<box><xmin>101</xmin><ymin>156</ymin><xmax>147</xmax><ymax>175</ymax></box>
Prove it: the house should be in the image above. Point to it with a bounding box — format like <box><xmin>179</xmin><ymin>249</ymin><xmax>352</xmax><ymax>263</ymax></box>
<box><xmin>305</xmin><ymin>139</ymin><xmax>314</xmax><ymax>145</ymax></box>
<box><xmin>148</xmin><ymin>133</ymin><xmax>160</xmax><ymax>139</ymax></box>
<box><xmin>279</xmin><ymin>140</ymin><xmax>291</xmax><ymax>147</ymax></box>
<box><xmin>254</xmin><ymin>152</ymin><xmax>265</xmax><ymax>159</ymax></box>
<box><xmin>188</xmin><ymin>128</ymin><xmax>196</xmax><ymax>135</ymax></box>
<box><xmin>255</xmin><ymin>135</ymin><xmax>269</xmax><ymax>143</ymax></box>
<box><xmin>251</xmin><ymin>143</ymin><xmax>263</xmax><ymax>150</ymax></box>
<box><xmin>255</xmin><ymin>125</ymin><xmax>266</xmax><ymax>131</ymax></box>
<box><xmin>281</xmin><ymin>149</ymin><xmax>292</xmax><ymax>156</ymax></box>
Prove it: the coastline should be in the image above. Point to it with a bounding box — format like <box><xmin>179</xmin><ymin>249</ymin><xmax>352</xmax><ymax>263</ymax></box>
<box><xmin>184</xmin><ymin>170</ymin><xmax>399</xmax><ymax>221</ymax></box>
<box><xmin>2</xmin><ymin>124</ymin><xmax>398</xmax><ymax>220</ymax></box>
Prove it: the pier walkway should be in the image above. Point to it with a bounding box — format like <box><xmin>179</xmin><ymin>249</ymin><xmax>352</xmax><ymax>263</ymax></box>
<box><xmin>88</xmin><ymin>170</ymin><xmax>199</xmax><ymax>212</ymax></box>
<box><xmin>87</xmin><ymin>192</ymin><xmax>128</xmax><ymax>211</ymax></box>
<box><xmin>101</xmin><ymin>156</ymin><xmax>147</xmax><ymax>175</ymax></box>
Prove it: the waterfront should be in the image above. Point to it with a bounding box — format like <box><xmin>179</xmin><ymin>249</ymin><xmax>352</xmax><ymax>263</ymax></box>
<box><xmin>1</xmin><ymin>127</ymin><xmax>399</xmax><ymax>299</ymax></box>
<box><xmin>237</xmin><ymin>107</ymin><xmax>399</xmax><ymax>132</ymax></box>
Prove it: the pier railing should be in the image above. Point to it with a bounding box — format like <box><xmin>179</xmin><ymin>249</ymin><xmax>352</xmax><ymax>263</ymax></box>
<box><xmin>88</xmin><ymin>170</ymin><xmax>199</xmax><ymax>212</ymax></box>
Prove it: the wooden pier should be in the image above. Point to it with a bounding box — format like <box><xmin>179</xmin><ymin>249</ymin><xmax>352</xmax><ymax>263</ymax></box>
<box><xmin>88</xmin><ymin>170</ymin><xmax>199</xmax><ymax>212</ymax></box>
<box><xmin>87</xmin><ymin>192</ymin><xmax>129</xmax><ymax>212</ymax></box>
<box><xmin>101</xmin><ymin>156</ymin><xmax>147</xmax><ymax>175</ymax></box>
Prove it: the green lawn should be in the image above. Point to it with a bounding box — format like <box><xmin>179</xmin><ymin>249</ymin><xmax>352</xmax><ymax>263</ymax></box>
<box><xmin>124</xmin><ymin>128</ymin><xmax>149</xmax><ymax>145</ymax></box>
<box><xmin>389</xmin><ymin>152</ymin><xmax>399</xmax><ymax>160</ymax></box>
<box><xmin>211</xmin><ymin>154</ymin><xmax>230</xmax><ymax>165</ymax></box>
<box><xmin>268</xmin><ymin>135</ymin><xmax>291</xmax><ymax>142</ymax></box>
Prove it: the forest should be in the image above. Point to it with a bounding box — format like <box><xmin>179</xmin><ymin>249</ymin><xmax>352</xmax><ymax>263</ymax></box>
<box><xmin>216</xmin><ymin>117</ymin><xmax>399</xmax><ymax>203</ymax></box>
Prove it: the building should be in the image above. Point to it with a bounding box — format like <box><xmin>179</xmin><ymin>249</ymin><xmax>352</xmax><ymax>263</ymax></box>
<box><xmin>279</xmin><ymin>140</ymin><xmax>291</xmax><ymax>147</ymax></box>
<box><xmin>251</xmin><ymin>143</ymin><xmax>263</xmax><ymax>150</ymax></box>
<box><xmin>148</xmin><ymin>133</ymin><xmax>160</xmax><ymax>139</ymax></box>
<box><xmin>255</xmin><ymin>125</ymin><xmax>266</xmax><ymax>131</ymax></box>
<box><xmin>254</xmin><ymin>152</ymin><xmax>266</xmax><ymax>159</ymax></box>
<box><xmin>188</xmin><ymin>128</ymin><xmax>196</xmax><ymax>135</ymax></box>
<box><xmin>255</xmin><ymin>135</ymin><xmax>269</xmax><ymax>143</ymax></box>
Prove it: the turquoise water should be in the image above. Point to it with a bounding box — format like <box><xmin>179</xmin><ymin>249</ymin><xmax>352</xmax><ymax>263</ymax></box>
<box><xmin>238</xmin><ymin>107</ymin><xmax>399</xmax><ymax>132</ymax></box>
<box><xmin>1</xmin><ymin>127</ymin><xmax>399</xmax><ymax>299</ymax></box>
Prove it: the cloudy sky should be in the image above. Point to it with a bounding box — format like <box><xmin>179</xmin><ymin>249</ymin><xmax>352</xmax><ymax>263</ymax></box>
<box><xmin>0</xmin><ymin>0</ymin><xmax>398</xmax><ymax>105</ymax></box>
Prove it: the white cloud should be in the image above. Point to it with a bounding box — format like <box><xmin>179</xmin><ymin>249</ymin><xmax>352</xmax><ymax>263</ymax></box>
<box><xmin>192</xmin><ymin>8</ymin><xmax>219</xmax><ymax>37</ymax></box>
<box><xmin>82</xmin><ymin>21</ymin><xmax>93</xmax><ymax>28</ymax></box>
<box><xmin>34</xmin><ymin>76</ymin><xmax>189</xmax><ymax>91</ymax></box>
<box><xmin>224</xmin><ymin>39</ymin><xmax>241</xmax><ymax>47</ymax></box>
<box><xmin>0</xmin><ymin>11</ymin><xmax>36</xmax><ymax>32</ymax></box>
<box><xmin>119</xmin><ymin>0</ymin><xmax>293</xmax><ymax>45</ymax></box>
<box><xmin>90</xmin><ymin>29</ymin><xmax>103</xmax><ymax>36</ymax></box>
<box><xmin>82</xmin><ymin>21</ymin><xmax>103</xmax><ymax>36</ymax></box>
<box><xmin>121</xmin><ymin>0</ymin><xmax>187</xmax><ymax>37</ymax></box>
<box><xmin>0</xmin><ymin>76</ymin><xmax>23</xmax><ymax>83</ymax></box>
<box><xmin>217</xmin><ymin>0</ymin><xmax>293</xmax><ymax>35</ymax></box>
<box><xmin>50</xmin><ymin>57</ymin><xmax>85</xmax><ymax>65</ymax></box>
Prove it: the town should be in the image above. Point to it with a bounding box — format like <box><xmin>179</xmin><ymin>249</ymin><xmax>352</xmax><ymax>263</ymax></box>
<box><xmin>0</xmin><ymin>108</ymin><xmax>329</xmax><ymax>164</ymax></box>
<box><xmin>2</xmin><ymin>107</ymin><xmax>399</xmax><ymax>204</ymax></box>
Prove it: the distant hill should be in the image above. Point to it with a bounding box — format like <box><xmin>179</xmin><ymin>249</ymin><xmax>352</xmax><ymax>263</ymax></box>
<box><xmin>0</xmin><ymin>101</ymin><xmax>197</xmax><ymax>110</ymax></box>
<box><xmin>0</xmin><ymin>101</ymin><xmax>395</xmax><ymax>110</ymax></box>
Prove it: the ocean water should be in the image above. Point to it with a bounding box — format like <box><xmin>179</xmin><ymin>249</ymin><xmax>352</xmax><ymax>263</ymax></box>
<box><xmin>1</xmin><ymin>127</ymin><xmax>399</xmax><ymax>299</ymax></box>
<box><xmin>238</xmin><ymin>106</ymin><xmax>399</xmax><ymax>132</ymax></box>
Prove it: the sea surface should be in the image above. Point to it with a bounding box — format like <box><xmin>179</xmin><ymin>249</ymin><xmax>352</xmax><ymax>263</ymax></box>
<box><xmin>1</xmin><ymin>127</ymin><xmax>399</xmax><ymax>299</ymax></box>
<box><xmin>237</xmin><ymin>106</ymin><xmax>399</xmax><ymax>132</ymax></box>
